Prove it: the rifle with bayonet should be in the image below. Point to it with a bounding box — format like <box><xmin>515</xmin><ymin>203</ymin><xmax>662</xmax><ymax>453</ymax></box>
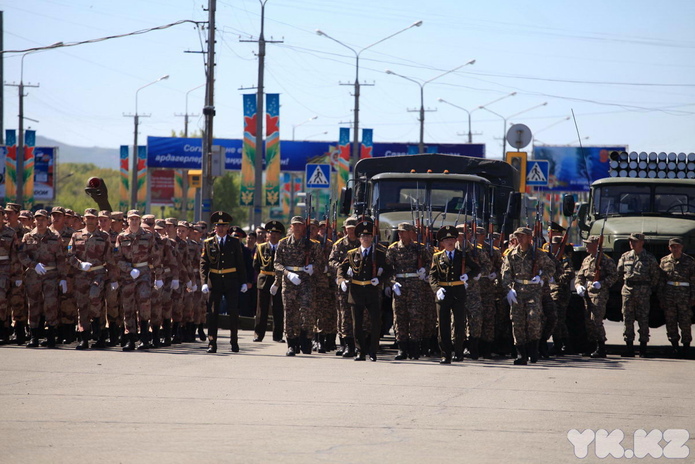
<box><xmin>594</xmin><ymin>202</ymin><xmax>611</xmax><ymax>282</ymax></box>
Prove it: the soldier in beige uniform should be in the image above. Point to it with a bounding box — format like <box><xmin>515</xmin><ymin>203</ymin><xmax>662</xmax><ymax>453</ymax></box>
<box><xmin>0</xmin><ymin>205</ymin><xmax>21</xmax><ymax>345</ymax></box>
<box><xmin>50</xmin><ymin>206</ymin><xmax>77</xmax><ymax>344</ymax></box>
<box><xmin>4</xmin><ymin>203</ymin><xmax>30</xmax><ymax>345</ymax></box>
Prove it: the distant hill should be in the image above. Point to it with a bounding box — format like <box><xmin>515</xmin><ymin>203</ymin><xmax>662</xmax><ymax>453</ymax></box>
<box><xmin>36</xmin><ymin>136</ymin><xmax>119</xmax><ymax>170</ymax></box>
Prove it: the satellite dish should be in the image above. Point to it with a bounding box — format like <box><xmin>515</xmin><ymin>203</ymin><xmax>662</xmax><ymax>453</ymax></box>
<box><xmin>507</xmin><ymin>123</ymin><xmax>533</xmax><ymax>149</ymax></box>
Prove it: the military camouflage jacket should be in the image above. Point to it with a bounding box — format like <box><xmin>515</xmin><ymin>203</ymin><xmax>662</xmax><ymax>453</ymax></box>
<box><xmin>18</xmin><ymin>227</ymin><xmax>68</xmax><ymax>278</ymax></box>
<box><xmin>0</xmin><ymin>225</ymin><xmax>21</xmax><ymax>280</ymax></box>
<box><xmin>386</xmin><ymin>240</ymin><xmax>431</xmax><ymax>286</ymax></box>
<box><xmin>576</xmin><ymin>252</ymin><xmax>618</xmax><ymax>292</ymax></box>
<box><xmin>659</xmin><ymin>253</ymin><xmax>695</xmax><ymax>297</ymax></box>
<box><xmin>116</xmin><ymin>227</ymin><xmax>162</xmax><ymax>279</ymax></box>
<box><xmin>328</xmin><ymin>235</ymin><xmax>360</xmax><ymax>273</ymax></box>
<box><xmin>67</xmin><ymin>227</ymin><xmax>115</xmax><ymax>275</ymax></box>
<box><xmin>501</xmin><ymin>246</ymin><xmax>556</xmax><ymax>292</ymax></box>
<box><xmin>274</xmin><ymin>234</ymin><xmax>322</xmax><ymax>278</ymax></box>
<box><xmin>617</xmin><ymin>249</ymin><xmax>660</xmax><ymax>291</ymax></box>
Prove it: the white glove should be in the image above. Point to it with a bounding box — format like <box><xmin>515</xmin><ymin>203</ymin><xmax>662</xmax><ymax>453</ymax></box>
<box><xmin>531</xmin><ymin>275</ymin><xmax>542</xmax><ymax>284</ymax></box>
<box><xmin>340</xmin><ymin>281</ymin><xmax>348</xmax><ymax>292</ymax></box>
<box><xmin>488</xmin><ymin>272</ymin><xmax>497</xmax><ymax>280</ymax></box>
<box><xmin>460</xmin><ymin>274</ymin><xmax>469</xmax><ymax>283</ymax></box>
<box><xmin>287</xmin><ymin>272</ymin><xmax>301</xmax><ymax>286</ymax></box>
<box><xmin>304</xmin><ymin>264</ymin><xmax>314</xmax><ymax>276</ymax></box>
<box><xmin>186</xmin><ymin>280</ymin><xmax>193</xmax><ymax>289</ymax></box>
<box><xmin>171</xmin><ymin>279</ymin><xmax>180</xmax><ymax>290</ymax></box>
<box><xmin>240</xmin><ymin>283</ymin><xmax>248</xmax><ymax>293</ymax></box>
<box><xmin>506</xmin><ymin>288</ymin><xmax>518</xmax><ymax>305</ymax></box>
<box><xmin>130</xmin><ymin>268</ymin><xmax>140</xmax><ymax>280</ymax></box>
<box><xmin>191</xmin><ymin>284</ymin><xmax>198</xmax><ymax>292</ymax></box>
<box><xmin>110</xmin><ymin>282</ymin><xmax>118</xmax><ymax>291</ymax></box>
<box><xmin>436</xmin><ymin>287</ymin><xmax>446</xmax><ymax>301</ymax></box>
<box><xmin>417</xmin><ymin>267</ymin><xmax>427</xmax><ymax>280</ymax></box>
<box><xmin>370</xmin><ymin>277</ymin><xmax>379</xmax><ymax>286</ymax></box>
<box><xmin>201</xmin><ymin>284</ymin><xmax>210</xmax><ymax>294</ymax></box>
<box><xmin>575</xmin><ymin>284</ymin><xmax>586</xmax><ymax>297</ymax></box>
<box><xmin>324</xmin><ymin>265</ymin><xmax>328</xmax><ymax>273</ymax></box>
<box><xmin>592</xmin><ymin>281</ymin><xmax>602</xmax><ymax>290</ymax></box>
<box><xmin>473</xmin><ymin>273</ymin><xmax>481</xmax><ymax>281</ymax></box>
<box><xmin>377</xmin><ymin>267</ymin><xmax>384</xmax><ymax>277</ymax></box>
<box><xmin>79</xmin><ymin>262</ymin><xmax>92</xmax><ymax>271</ymax></box>
<box><xmin>59</xmin><ymin>280</ymin><xmax>68</xmax><ymax>294</ymax></box>
<box><xmin>270</xmin><ymin>283</ymin><xmax>279</xmax><ymax>296</ymax></box>
<box><xmin>347</xmin><ymin>267</ymin><xmax>354</xmax><ymax>277</ymax></box>
<box><xmin>15</xmin><ymin>280</ymin><xmax>22</xmax><ymax>287</ymax></box>
<box><xmin>384</xmin><ymin>286</ymin><xmax>392</xmax><ymax>298</ymax></box>
<box><xmin>392</xmin><ymin>282</ymin><xmax>402</xmax><ymax>296</ymax></box>
<box><xmin>34</xmin><ymin>263</ymin><xmax>47</xmax><ymax>275</ymax></box>
<box><xmin>154</xmin><ymin>280</ymin><xmax>164</xmax><ymax>290</ymax></box>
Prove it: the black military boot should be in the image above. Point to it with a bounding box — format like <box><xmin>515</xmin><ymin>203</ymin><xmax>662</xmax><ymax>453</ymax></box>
<box><xmin>621</xmin><ymin>341</ymin><xmax>635</xmax><ymax>357</ymax></box>
<box><xmin>590</xmin><ymin>340</ymin><xmax>606</xmax><ymax>358</ymax></box>
<box><xmin>122</xmin><ymin>332</ymin><xmax>136</xmax><ymax>351</ymax></box>
<box><xmin>64</xmin><ymin>324</ymin><xmax>76</xmax><ymax>344</ymax></box>
<box><xmin>92</xmin><ymin>319</ymin><xmax>106</xmax><ymax>349</ymax></box>
<box><xmin>440</xmin><ymin>352</ymin><xmax>452</xmax><ymax>364</ymax></box>
<box><xmin>469</xmin><ymin>338</ymin><xmax>480</xmax><ymax>360</ymax></box>
<box><xmin>136</xmin><ymin>321</ymin><xmax>150</xmax><ymax>350</ymax></box>
<box><xmin>162</xmin><ymin>320</ymin><xmax>172</xmax><ymax>347</ymax></box>
<box><xmin>0</xmin><ymin>324</ymin><xmax>8</xmax><ymax>345</ymax></box>
<box><xmin>551</xmin><ymin>338</ymin><xmax>565</xmax><ymax>357</ymax></box>
<box><xmin>184</xmin><ymin>322</ymin><xmax>195</xmax><ymax>342</ymax></box>
<box><xmin>538</xmin><ymin>340</ymin><xmax>550</xmax><ymax>359</ymax></box>
<box><xmin>107</xmin><ymin>326</ymin><xmax>119</xmax><ymax>347</ymax></box>
<box><xmin>151</xmin><ymin>326</ymin><xmax>161</xmax><ymax>348</ymax></box>
<box><xmin>342</xmin><ymin>337</ymin><xmax>356</xmax><ymax>358</ymax></box>
<box><xmin>120</xmin><ymin>327</ymin><xmax>127</xmax><ymax>347</ymax></box>
<box><xmin>513</xmin><ymin>345</ymin><xmax>528</xmax><ymax>365</ymax></box>
<box><xmin>670</xmin><ymin>340</ymin><xmax>679</xmax><ymax>357</ymax></box>
<box><xmin>197</xmin><ymin>324</ymin><xmax>206</xmax><ymax>342</ymax></box>
<box><xmin>681</xmin><ymin>343</ymin><xmax>691</xmax><ymax>359</ymax></box>
<box><xmin>639</xmin><ymin>341</ymin><xmax>648</xmax><ymax>358</ymax></box>
<box><xmin>14</xmin><ymin>322</ymin><xmax>27</xmax><ymax>346</ymax></box>
<box><xmin>26</xmin><ymin>328</ymin><xmax>40</xmax><ymax>348</ymax></box>
<box><xmin>286</xmin><ymin>338</ymin><xmax>297</xmax><ymax>356</ymax></box>
<box><xmin>394</xmin><ymin>340</ymin><xmax>408</xmax><ymax>360</ymax></box>
<box><xmin>45</xmin><ymin>326</ymin><xmax>57</xmax><ymax>348</ymax></box>
<box><xmin>528</xmin><ymin>341</ymin><xmax>539</xmax><ymax>363</ymax></box>
<box><xmin>207</xmin><ymin>336</ymin><xmax>217</xmax><ymax>353</ymax></box>
<box><xmin>409</xmin><ymin>339</ymin><xmax>420</xmax><ymax>360</ymax></box>
<box><xmin>325</xmin><ymin>333</ymin><xmax>337</xmax><ymax>351</ymax></box>
<box><xmin>317</xmin><ymin>334</ymin><xmax>326</xmax><ymax>353</ymax></box>
<box><xmin>480</xmin><ymin>340</ymin><xmax>492</xmax><ymax>359</ymax></box>
<box><xmin>75</xmin><ymin>331</ymin><xmax>90</xmax><ymax>350</ymax></box>
<box><xmin>300</xmin><ymin>335</ymin><xmax>312</xmax><ymax>355</ymax></box>
<box><xmin>335</xmin><ymin>337</ymin><xmax>346</xmax><ymax>356</ymax></box>
<box><xmin>171</xmin><ymin>322</ymin><xmax>182</xmax><ymax>344</ymax></box>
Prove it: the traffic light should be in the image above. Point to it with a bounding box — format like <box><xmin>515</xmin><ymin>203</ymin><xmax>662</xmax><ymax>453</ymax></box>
<box><xmin>188</xmin><ymin>170</ymin><xmax>202</xmax><ymax>188</ymax></box>
<box><xmin>506</xmin><ymin>151</ymin><xmax>527</xmax><ymax>193</ymax></box>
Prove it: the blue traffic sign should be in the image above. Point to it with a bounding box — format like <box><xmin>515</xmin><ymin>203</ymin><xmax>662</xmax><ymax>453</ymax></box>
<box><xmin>305</xmin><ymin>163</ymin><xmax>331</xmax><ymax>189</ymax></box>
<box><xmin>526</xmin><ymin>160</ymin><xmax>549</xmax><ymax>186</ymax></box>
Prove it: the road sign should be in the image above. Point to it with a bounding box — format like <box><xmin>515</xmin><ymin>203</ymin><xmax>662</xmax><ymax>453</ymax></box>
<box><xmin>305</xmin><ymin>163</ymin><xmax>331</xmax><ymax>189</ymax></box>
<box><xmin>507</xmin><ymin>124</ymin><xmax>532</xmax><ymax>149</ymax></box>
<box><xmin>526</xmin><ymin>160</ymin><xmax>549</xmax><ymax>186</ymax></box>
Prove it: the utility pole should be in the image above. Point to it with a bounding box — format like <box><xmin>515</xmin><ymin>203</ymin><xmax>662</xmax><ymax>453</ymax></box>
<box><xmin>241</xmin><ymin>0</ymin><xmax>282</xmax><ymax>228</ymax></box>
<box><xmin>0</xmin><ymin>11</ymin><xmax>4</xmax><ymax>145</ymax></box>
<box><xmin>201</xmin><ymin>0</ymin><xmax>216</xmax><ymax>224</ymax></box>
<box><xmin>175</xmin><ymin>85</ymin><xmax>202</xmax><ymax>221</ymax></box>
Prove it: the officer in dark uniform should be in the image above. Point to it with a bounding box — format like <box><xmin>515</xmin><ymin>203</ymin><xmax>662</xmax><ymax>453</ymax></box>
<box><xmin>253</xmin><ymin>220</ymin><xmax>285</xmax><ymax>343</ymax></box>
<box><xmin>200</xmin><ymin>211</ymin><xmax>248</xmax><ymax>353</ymax></box>
<box><xmin>337</xmin><ymin>220</ymin><xmax>391</xmax><ymax>361</ymax></box>
<box><xmin>430</xmin><ymin>225</ymin><xmax>481</xmax><ymax>364</ymax></box>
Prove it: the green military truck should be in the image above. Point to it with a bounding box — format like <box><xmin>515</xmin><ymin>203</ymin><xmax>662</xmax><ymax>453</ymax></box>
<box><xmin>576</xmin><ymin>177</ymin><xmax>695</xmax><ymax>323</ymax></box>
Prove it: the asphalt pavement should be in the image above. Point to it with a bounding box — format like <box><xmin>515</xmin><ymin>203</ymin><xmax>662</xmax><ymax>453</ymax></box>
<box><xmin>1</xmin><ymin>321</ymin><xmax>693</xmax><ymax>464</ymax></box>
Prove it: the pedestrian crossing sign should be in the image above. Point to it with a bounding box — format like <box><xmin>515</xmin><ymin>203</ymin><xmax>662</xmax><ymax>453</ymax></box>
<box><xmin>526</xmin><ymin>160</ymin><xmax>549</xmax><ymax>186</ymax></box>
<box><xmin>305</xmin><ymin>163</ymin><xmax>331</xmax><ymax>189</ymax></box>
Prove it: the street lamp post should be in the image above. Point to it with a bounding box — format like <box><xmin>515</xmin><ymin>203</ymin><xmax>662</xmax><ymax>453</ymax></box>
<box><xmin>129</xmin><ymin>74</ymin><xmax>169</xmax><ymax>210</ymax></box>
<box><xmin>479</xmin><ymin>101</ymin><xmax>547</xmax><ymax>156</ymax></box>
<box><xmin>386</xmin><ymin>60</ymin><xmax>475</xmax><ymax>154</ymax></box>
<box><xmin>292</xmin><ymin>115</ymin><xmax>318</xmax><ymax>141</ymax></box>
<box><xmin>437</xmin><ymin>92</ymin><xmax>516</xmax><ymax>143</ymax></box>
<box><xmin>316</xmin><ymin>20</ymin><xmax>422</xmax><ymax>167</ymax></box>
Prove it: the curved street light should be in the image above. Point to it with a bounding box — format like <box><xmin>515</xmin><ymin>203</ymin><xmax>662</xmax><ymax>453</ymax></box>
<box><xmin>292</xmin><ymin>115</ymin><xmax>318</xmax><ymax>141</ymax></box>
<box><xmin>479</xmin><ymin>101</ymin><xmax>547</xmax><ymax>156</ymax></box>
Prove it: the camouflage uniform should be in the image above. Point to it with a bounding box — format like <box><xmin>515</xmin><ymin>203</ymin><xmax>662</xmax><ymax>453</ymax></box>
<box><xmin>170</xmin><ymin>233</ymin><xmax>191</xmax><ymax>338</ymax></box>
<box><xmin>575</xmin><ymin>250</ymin><xmax>618</xmax><ymax>345</ymax></box>
<box><xmin>313</xmin><ymin>238</ymin><xmax>336</xmax><ymax>343</ymax></box>
<box><xmin>5</xmin><ymin>207</ymin><xmax>30</xmax><ymax>340</ymax></box>
<box><xmin>462</xmin><ymin>243</ymin><xmax>491</xmax><ymax>346</ymax></box>
<box><xmin>539</xmin><ymin>251</ymin><xmax>561</xmax><ymax>355</ymax></box>
<box><xmin>0</xmin><ymin>222</ymin><xmax>21</xmax><ymax>343</ymax></box>
<box><xmin>274</xmin><ymin>233</ymin><xmax>322</xmax><ymax>352</ymax></box>
<box><xmin>479</xmin><ymin>245</ymin><xmax>503</xmax><ymax>349</ymax></box>
<box><xmin>67</xmin><ymin>220</ymin><xmax>114</xmax><ymax>347</ymax></box>
<box><xmin>18</xmin><ymin>222</ymin><xmax>68</xmax><ymax>338</ymax></box>
<box><xmin>617</xmin><ymin>248</ymin><xmax>660</xmax><ymax>344</ymax></box>
<box><xmin>386</xmin><ymin>239</ymin><xmax>431</xmax><ymax>354</ymax></box>
<box><xmin>105</xmin><ymin>228</ymin><xmax>123</xmax><ymax>335</ymax></box>
<box><xmin>501</xmin><ymin>243</ymin><xmax>556</xmax><ymax>356</ymax></box>
<box><xmin>550</xmin><ymin>251</ymin><xmax>576</xmax><ymax>348</ymax></box>
<box><xmin>116</xmin><ymin>223</ymin><xmax>162</xmax><ymax>347</ymax></box>
<box><xmin>658</xmin><ymin>252</ymin><xmax>695</xmax><ymax>346</ymax></box>
<box><xmin>156</xmin><ymin>224</ymin><xmax>179</xmax><ymax>345</ymax></box>
<box><xmin>328</xmin><ymin>234</ymin><xmax>363</xmax><ymax>350</ymax></box>
<box><xmin>50</xmin><ymin>221</ymin><xmax>77</xmax><ymax>337</ymax></box>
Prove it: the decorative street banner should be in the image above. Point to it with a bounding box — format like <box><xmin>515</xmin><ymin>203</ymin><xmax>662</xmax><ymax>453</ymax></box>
<box><xmin>119</xmin><ymin>145</ymin><xmax>129</xmax><ymax>212</ymax></box>
<box><xmin>336</xmin><ymin>128</ymin><xmax>351</xmax><ymax>193</ymax></box>
<box><xmin>280</xmin><ymin>172</ymin><xmax>302</xmax><ymax>217</ymax></box>
<box><xmin>32</xmin><ymin>147</ymin><xmax>55</xmax><ymax>200</ymax></box>
<box><xmin>23</xmin><ymin>130</ymin><xmax>36</xmax><ymax>206</ymax></box>
<box><xmin>240</xmin><ymin>94</ymin><xmax>257</xmax><ymax>206</ymax></box>
<box><xmin>4</xmin><ymin>130</ymin><xmax>17</xmax><ymax>201</ymax></box>
<box><xmin>174</xmin><ymin>169</ymin><xmax>195</xmax><ymax>212</ymax></box>
<box><xmin>150</xmin><ymin>169</ymin><xmax>175</xmax><ymax>207</ymax></box>
<box><xmin>265</xmin><ymin>94</ymin><xmax>281</xmax><ymax>206</ymax></box>
<box><xmin>147</xmin><ymin>136</ymin><xmax>485</xmax><ymax>172</ymax></box>
<box><xmin>136</xmin><ymin>145</ymin><xmax>147</xmax><ymax>211</ymax></box>
<box><xmin>360</xmin><ymin>128</ymin><xmax>373</xmax><ymax>159</ymax></box>
<box><xmin>532</xmin><ymin>145</ymin><xmax>626</xmax><ymax>192</ymax></box>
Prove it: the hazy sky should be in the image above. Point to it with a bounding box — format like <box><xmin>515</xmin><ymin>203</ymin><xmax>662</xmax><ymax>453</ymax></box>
<box><xmin>3</xmin><ymin>0</ymin><xmax>695</xmax><ymax>160</ymax></box>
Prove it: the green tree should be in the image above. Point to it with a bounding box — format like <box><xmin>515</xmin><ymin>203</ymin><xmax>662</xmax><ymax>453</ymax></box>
<box><xmin>53</xmin><ymin>163</ymin><xmax>120</xmax><ymax>212</ymax></box>
<box><xmin>212</xmin><ymin>172</ymin><xmax>250</xmax><ymax>225</ymax></box>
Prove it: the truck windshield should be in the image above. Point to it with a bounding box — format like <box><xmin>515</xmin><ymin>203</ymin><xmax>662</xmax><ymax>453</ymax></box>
<box><xmin>655</xmin><ymin>186</ymin><xmax>695</xmax><ymax>215</ymax></box>
<box><xmin>593</xmin><ymin>185</ymin><xmax>650</xmax><ymax>215</ymax></box>
<box><xmin>373</xmin><ymin>180</ymin><xmax>486</xmax><ymax>216</ymax></box>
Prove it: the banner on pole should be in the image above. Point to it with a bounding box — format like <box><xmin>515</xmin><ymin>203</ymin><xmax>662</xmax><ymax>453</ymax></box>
<box><xmin>240</xmin><ymin>94</ymin><xmax>257</xmax><ymax>206</ymax></box>
<box><xmin>335</xmin><ymin>128</ymin><xmax>350</xmax><ymax>193</ymax></box>
<box><xmin>4</xmin><ymin>130</ymin><xmax>17</xmax><ymax>201</ymax></box>
<box><xmin>23</xmin><ymin>130</ymin><xmax>36</xmax><ymax>207</ymax></box>
<box><xmin>265</xmin><ymin>94</ymin><xmax>281</xmax><ymax>206</ymax></box>
<box><xmin>360</xmin><ymin>128</ymin><xmax>373</xmax><ymax>159</ymax></box>
<box><xmin>136</xmin><ymin>145</ymin><xmax>147</xmax><ymax>211</ymax></box>
<box><xmin>119</xmin><ymin>145</ymin><xmax>129</xmax><ymax>212</ymax></box>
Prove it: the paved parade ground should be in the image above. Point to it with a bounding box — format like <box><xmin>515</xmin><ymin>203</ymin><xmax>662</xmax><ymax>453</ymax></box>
<box><xmin>1</xmin><ymin>321</ymin><xmax>694</xmax><ymax>464</ymax></box>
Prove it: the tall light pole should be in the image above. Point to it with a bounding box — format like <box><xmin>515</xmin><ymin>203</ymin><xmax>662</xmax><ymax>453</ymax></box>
<box><xmin>174</xmin><ymin>83</ymin><xmax>204</xmax><ymax>220</ymax></box>
<box><xmin>316</xmin><ymin>20</ymin><xmax>422</xmax><ymax>167</ymax></box>
<box><xmin>437</xmin><ymin>92</ymin><xmax>516</xmax><ymax>144</ymax></box>
<box><xmin>127</xmin><ymin>74</ymin><xmax>169</xmax><ymax>210</ymax></box>
<box><xmin>292</xmin><ymin>115</ymin><xmax>318</xmax><ymax>141</ymax></box>
<box><xmin>479</xmin><ymin>101</ymin><xmax>546</xmax><ymax>156</ymax></box>
<box><xmin>386</xmin><ymin>60</ymin><xmax>475</xmax><ymax>154</ymax></box>
<box><xmin>176</xmin><ymin>83</ymin><xmax>204</xmax><ymax>137</ymax></box>
<box><xmin>528</xmin><ymin>116</ymin><xmax>570</xmax><ymax>149</ymax></box>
